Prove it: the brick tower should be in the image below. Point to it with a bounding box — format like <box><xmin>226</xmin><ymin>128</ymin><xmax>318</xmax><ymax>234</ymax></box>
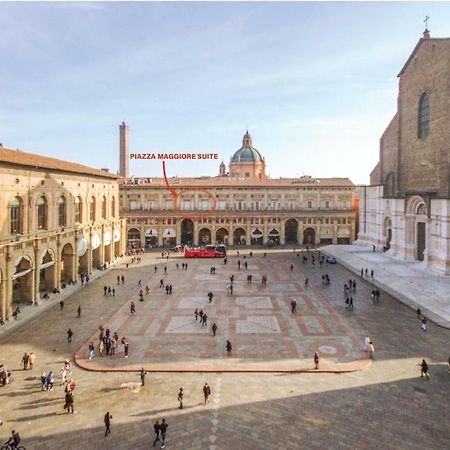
<box><xmin>119</xmin><ymin>121</ymin><xmax>129</xmax><ymax>178</ymax></box>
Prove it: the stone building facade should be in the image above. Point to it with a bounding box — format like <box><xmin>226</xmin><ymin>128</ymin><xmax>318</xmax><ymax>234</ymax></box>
<box><xmin>0</xmin><ymin>147</ymin><xmax>126</xmax><ymax>320</ymax></box>
<box><xmin>357</xmin><ymin>30</ymin><xmax>450</xmax><ymax>274</ymax></box>
<box><xmin>121</xmin><ymin>132</ymin><xmax>356</xmax><ymax>249</ymax></box>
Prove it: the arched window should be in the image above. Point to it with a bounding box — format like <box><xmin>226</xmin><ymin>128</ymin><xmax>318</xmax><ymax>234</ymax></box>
<box><xmin>90</xmin><ymin>196</ymin><xmax>96</xmax><ymax>222</ymax></box>
<box><xmin>418</xmin><ymin>93</ymin><xmax>430</xmax><ymax>138</ymax></box>
<box><xmin>111</xmin><ymin>197</ymin><xmax>116</xmax><ymax>218</ymax></box>
<box><xmin>102</xmin><ymin>196</ymin><xmax>107</xmax><ymax>219</ymax></box>
<box><xmin>37</xmin><ymin>195</ymin><xmax>48</xmax><ymax>230</ymax></box>
<box><xmin>58</xmin><ymin>196</ymin><xmax>66</xmax><ymax>227</ymax></box>
<box><xmin>74</xmin><ymin>197</ymin><xmax>82</xmax><ymax>223</ymax></box>
<box><xmin>10</xmin><ymin>196</ymin><xmax>22</xmax><ymax>234</ymax></box>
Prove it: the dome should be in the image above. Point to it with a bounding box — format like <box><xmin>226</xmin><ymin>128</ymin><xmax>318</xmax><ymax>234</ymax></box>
<box><xmin>231</xmin><ymin>132</ymin><xmax>264</xmax><ymax>163</ymax></box>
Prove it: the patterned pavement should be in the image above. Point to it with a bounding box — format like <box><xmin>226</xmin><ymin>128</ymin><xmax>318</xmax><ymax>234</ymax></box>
<box><xmin>0</xmin><ymin>249</ymin><xmax>449</xmax><ymax>450</ymax></box>
<box><xmin>75</xmin><ymin>255</ymin><xmax>366</xmax><ymax>372</ymax></box>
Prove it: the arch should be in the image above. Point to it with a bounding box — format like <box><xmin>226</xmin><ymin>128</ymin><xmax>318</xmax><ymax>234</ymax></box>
<box><xmin>74</xmin><ymin>196</ymin><xmax>82</xmax><ymax>223</ymax></box>
<box><xmin>268</xmin><ymin>228</ymin><xmax>280</xmax><ymax>245</ymax></box>
<box><xmin>163</xmin><ymin>228</ymin><xmax>176</xmax><ymax>246</ymax></box>
<box><xmin>40</xmin><ymin>249</ymin><xmax>56</xmax><ymax>292</ymax></box>
<box><xmin>303</xmin><ymin>227</ymin><xmax>316</xmax><ymax>245</ymax></box>
<box><xmin>127</xmin><ymin>228</ymin><xmax>141</xmax><ymax>249</ymax></box>
<box><xmin>216</xmin><ymin>228</ymin><xmax>229</xmax><ymax>244</ymax></box>
<box><xmin>233</xmin><ymin>227</ymin><xmax>246</xmax><ymax>245</ymax></box>
<box><xmin>13</xmin><ymin>256</ymin><xmax>34</xmax><ymax>304</ymax></box>
<box><xmin>405</xmin><ymin>196</ymin><xmax>428</xmax><ymax>261</ymax></box>
<box><xmin>250</xmin><ymin>227</ymin><xmax>263</xmax><ymax>245</ymax></box>
<box><xmin>406</xmin><ymin>195</ymin><xmax>427</xmax><ymax>215</ymax></box>
<box><xmin>181</xmin><ymin>219</ymin><xmax>194</xmax><ymax>245</ymax></box>
<box><xmin>418</xmin><ymin>92</ymin><xmax>430</xmax><ymax>139</ymax></box>
<box><xmin>37</xmin><ymin>195</ymin><xmax>48</xmax><ymax>230</ymax></box>
<box><xmin>60</xmin><ymin>243</ymin><xmax>75</xmax><ymax>283</ymax></box>
<box><xmin>10</xmin><ymin>196</ymin><xmax>23</xmax><ymax>234</ymax></box>
<box><xmin>285</xmin><ymin>218</ymin><xmax>298</xmax><ymax>244</ymax></box>
<box><xmin>144</xmin><ymin>228</ymin><xmax>158</xmax><ymax>248</ymax></box>
<box><xmin>199</xmin><ymin>227</ymin><xmax>211</xmax><ymax>245</ymax></box>
<box><xmin>58</xmin><ymin>196</ymin><xmax>67</xmax><ymax>227</ymax></box>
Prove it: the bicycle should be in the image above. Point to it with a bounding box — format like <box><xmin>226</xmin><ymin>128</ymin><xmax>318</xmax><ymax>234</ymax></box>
<box><xmin>1</xmin><ymin>441</ymin><xmax>26</xmax><ymax>450</ymax></box>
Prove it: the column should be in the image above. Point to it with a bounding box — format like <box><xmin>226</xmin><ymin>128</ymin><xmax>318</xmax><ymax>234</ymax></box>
<box><xmin>33</xmin><ymin>240</ymin><xmax>41</xmax><ymax>304</ymax></box>
<box><xmin>176</xmin><ymin>220</ymin><xmax>181</xmax><ymax>245</ymax></box>
<box><xmin>55</xmin><ymin>236</ymin><xmax>62</xmax><ymax>288</ymax></box>
<box><xmin>280</xmin><ymin>221</ymin><xmax>286</xmax><ymax>245</ymax></box>
<box><xmin>193</xmin><ymin>220</ymin><xmax>199</xmax><ymax>246</ymax></box>
<box><xmin>5</xmin><ymin>247</ymin><xmax>13</xmax><ymax>319</ymax></box>
<box><xmin>263</xmin><ymin>220</ymin><xmax>268</xmax><ymax>245</ymax></box>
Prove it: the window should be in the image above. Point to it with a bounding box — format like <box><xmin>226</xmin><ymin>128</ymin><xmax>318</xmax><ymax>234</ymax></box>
<box><xmin>74</xmin><ymin>197</ymin><xmax>82</xmax><ymax>223</ymax></box>
<box><xmin>325</xmin><ymin>200</ymin><xmax>330</xmax><ymax>209</ymax></box>
<box><xmin>90</xmin><ymin>197</ymin><xmax>96</xmax><ymax>222</ymax></box>
<box><xmin>102</xmin><ymin>196</ymin><xmax>107</xmax><ymax>219</ymax></box>
<box><xmin>111</xmin><ymin>197</ymin><xmax>115</xmax><ymax>218</ymax></box>
<box><xmin>10</xmin><ymin>197</ymin><xmax>22</xmax><ymax>234</ymax></box>
<box><xmin>307</xmin><ymin>201</ymin><xmax>313</xmax><ymax>209</ymax></box>
<box><xmin>37</xmin><ymin>195</ymin><xmax>47</xmax><ymax>230</ymax></box>
<box><xmin>418</xmin><ymin>93</ymin><xmax>430</xmax><ymax>138</ymax></box>
<box><xmin>58</xmin><ymin>196</ymin><xmax>66</xmax><ymax>227</ymax></box>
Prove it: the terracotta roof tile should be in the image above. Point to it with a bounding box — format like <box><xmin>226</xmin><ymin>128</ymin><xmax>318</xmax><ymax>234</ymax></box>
<box><xmin>0</xmin><ymin>146</ymin><xmax>120</xmax><ymax>179</ymax></box>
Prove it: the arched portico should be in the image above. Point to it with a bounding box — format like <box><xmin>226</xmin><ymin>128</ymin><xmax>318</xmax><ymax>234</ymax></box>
<box><xmin>216</xmin><ymin>228</ymin><xmax>229</xmax><ymax>244</ymax></box>
<box><xmin>199</xmin><ymin>227</ymin><xmax>211</xmax><ymax>245</ymax></box>
<box><xmin>61</xmin><ymin>243</ymin><xmax>75</xmax><ymax>283</ymax></box>
<box><xmin>233</xmin><ymin>228</ymin><xmax>246</xmax><ymax>245</ymax></box>
<box><xmin>285</xmin><ymin>219</ymin><xmax>298</xmax><ymax>244</ymax></box>
<box><xmin>40</xmin><ymin>249</ymin><xmax>56</xmax><ymax>292</ymax></box>
<box><xmin>303</xmin><ymin>227</ymin><xmax>316</xmax><ymax>245</ymax></box>
<box><xmin>181</xmin><ymin>219</ymin><xmax>194</xmax><ymax>245</ymax></box>
<box><xmin>12</xmin><ymin>256</ymin><xmax>34</xmax><ymax>304</ymax></box>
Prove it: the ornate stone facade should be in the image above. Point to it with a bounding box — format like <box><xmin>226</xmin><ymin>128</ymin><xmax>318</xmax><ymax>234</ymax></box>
<box><xmin>0</xmin><ymin>147</ymin><xmax>126</xmax><ymax>320</ymax></box>
<box><xmin>357</xmin><ymin>30</ymin><xmax>450</xmax><ymax>274</ymax></box>
<box><xmin>121</xmin><ymin>133</ymin><xmax>356</xmax><ymax>249</ymax></box>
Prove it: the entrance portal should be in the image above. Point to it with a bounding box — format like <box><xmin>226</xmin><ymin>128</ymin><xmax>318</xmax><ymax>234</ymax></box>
<box><xmin>285</xmin><ymin>219</ymin><xmax>298</xmax><ymax>244</ymax></box>
<box><xmin>181</xmin><ymin>219</ymin><xmax>194</xmax><ymax>245</ymax></box>
<box><xmin>417</xmin><ymin>222</ymin><xmax>426</xmax><ymax>261</ymax></box>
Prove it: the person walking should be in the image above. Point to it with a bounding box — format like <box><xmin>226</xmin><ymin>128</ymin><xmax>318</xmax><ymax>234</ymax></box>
<box><xmin>104</xmin><ymin>412</ymin><xmax>112</xmax><ymax>437</ymax></box>
<box><xmin>202</xmin><ymin>314</ymin><xmax>208</xmax><ymax>327</ymax></box>
<box><xmin>140</xmin><ymin>368</ymin><xmax>147</xmax><ymax>387</ymax></box>
<box><xmin>419</xmin><ymin>359</ymin><xmax>429</xmax><ymax>380</ymax></box>
<box><xmin>203</xmin><ymin>382</ymin><xmax>211</xmax><ymax>405</ymax></box>
<box><xmin>314</xmin><ymin>351</ymin><xmax>320</xmax><ymax>369</ymax></box>
<box><xmin>369</xmin><ymin>341</ymin><xmax>375</xmax><ymax>359</ymax></box>
<box><xmin>153</xmin><ymin>420</ymin><xmax>161</xmax><ymax>447</ymax></box>
<box><xmin>28</xmin><ymin>352</ymin><xmax>36</xmax><ymax>369</ymax></box>
<box><xmin>67</xmin><ymin>328</ymin><xmax>73</xmax><ymax>343</ymax></box>
<box><xmin>21</xmin><ymin>352</ymin><xmax>29</xmax><ymax>370</ymax></box>
<box><xmin>291</xmin><ymin>299</ymin><xmax>297</xmax><ymax>314</ymax></box>
<box><xmin>226</xmin><ymin>340</ymin><xmax>232</xmax><ymax>356</ymax></box>
<box><xmin>88</xmin><ymin>341</ymin><xmax>95</xmax><ymax>360</ymax></box>
<box><xmin>160</xmin><ymin>418</ymin><xmax>168</xmax><ymax>449</ymax></box>
<box><xmin>65</xmin><ymin>390</ymin><xmax>75</xmax><ymax>414</ymax></box>
<box><xmin>124</xmin><ymin>340</ymin><xmax>129</xmax><ymax>358</ymax></box>
<box><xmin>194</xmin><ymin>308</ymin><xmax>198</xmax><ymax>321</ymax></box>
<box><xmin>60</xmin><ymin>300</ymin><xmax>64</xmax><ymax>311</ymax></box>
<box><xmin>416</xmin><ymin>307</ymin><xmax>422</xmax><ymax>319</ymax></box>
<box><xmin>77</xmin><ymin>305</ymin><xmax>81</xmax><ymax>318</ymax></box>
<box><xmin>421</xmin><ymin>317</ymin><xmax>427</xmax><ymax>331</ymax></box>
<box><xmin>212</xmin><ymin>323</ymin><xmax>217</xmax><ymax>337</ymax></box>
<box><xmin>178</xmin><ymin>387</ymin><xmax>184</xmax><ymax>409</ymax></box>
<box><xmin>130</xmin><ymin>302</ymin><xmax>136</xmax><ymax>315</ymax></box>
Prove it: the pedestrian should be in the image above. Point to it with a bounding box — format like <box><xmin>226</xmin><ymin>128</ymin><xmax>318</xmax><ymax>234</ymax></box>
<box><xmin>369</xmin><ymin>341</ymin><xmax>375</xmax><ymax>359</ymax></box>
<box><xmin>140</xmin><ymin>367</ymin><xmax>147</xmax><ymax>387</ymax></box>
<box><xmin>370</xmin><ymin>269</ymin><xmax>374</xmax><ymax>279</ymax></box>
<box><xmin>138</xmin><ymin>280</ymin><xmax>142</xmax><ymax>286</ymax></box>
<box><xmin>65</xmin><ymin>390</ymin><xmax>75</xmax><ymax>414</ymax></box>
<box><xmin>77</xmin><ymin>305</ymin><xmax>81</xmax><ymax>318</ymax></box>
<box><xmin>202</xmin><ymin>314</ymin><xmax>208</xmax><ymax>327</ymax></box>
<box><xmin>304</xmin><ymin>278</ymin><xmax>309</xmax><ymax>287</ymax></box>
<box><xmin>160</xmin><ymin>279</ymin><xmax>164</xmax><ymax>288</ymax></box>
<box><xmin>416</xmin><ymin>307</ymin><xmax>422</xmax><ymax>319</ymax></box>
<box><xmin>104</xmin><ymin>412</ymin><xmax>112</xmax><ymax>436</ymax></box>
<box><xmin>112</xmin><ymin>288</ymin><xmax>115</xmax><ymax>297</ymax></box>
<box><xmin>314</xmin><ymin>351</ymin><xmax>320</xmax><ymax>369</ymax></box>
<box><xmin>349</xmin><ymin>297</ymin><xmax>353</xmax><ymax>310</ymax></box>
<box><xmin>419</xmin><ymin>359</ymin><xmax>429</xmax><ymax>380</ymax></box>
<box><xmin>226</xmin><ymin>340</ymin><xmax>232</xmax><ymax>355</ymax></box>
<box><xmin>46</xmin><ymin>371</ymin><xmax>55</xmax><ymax>391</ymax></box>
<box><xmin>199</xmin><ymin>309</ymin><xmax>204</xmax><ymax>321</ymax></box>
<box><xmin>121</xmin><ymin>275</ymin><xmax>125</xmax><ymax>284</ymax></box>
<box><xmin>291</xmin><ymin>299</ymin><xmax>297</xmax><ymax>314</ymax></box>
<box><xmin>421</xmin><ymin>317</ymin><xmax>427</xmax><ymax>331</ymax></box>
<box><xmin>153</xmin><ymin>420</ymin><xmax>161</xmax><ymax>447</ymax></box>
<box><xmin>88</xmin><ymin>341</ymin><xmax>95</xmax><ymax>360</ymax></box>
<box><xmin>67</xmin><ymin>328</ymin><xmax>73</xmax><ymax>343</ymax></box>
<box><xmin>130</xmin><ymin>302</ymin><xmax>136</xmax><ymax>315</ymax></box>
<box><xmin>145</xmin><ymin>285</ymin><xmax>150</xmax><ymax>295</ymax></box>
<box><xmin>361</xmin><ymin>268</ymin><xmax>364</xmax><ymax>277</ymax></box>
<box><xmin>203</xmin><ymin>382</ymin><xmax>211</xmax><ymax>405</ymax></box>
<box><xmin>208</xmin><ymin>291</ymin><xmax>214</xmax><ymax>303</ymax></box>
<box><xmin>363</xmin><ymin>336</ymin><xmax>370</xmax><ymax>352</ymax></box>
<box><xmin>28</xmin><ymin>352</ymin><xmax>36</xmax><ymax>369</ymax></box>
<box><xmin>107</xmin><ymin>286</ymin><xmax>112</xmax><ymax>296</ymax></box>
<box><xmin>117</xmin><ymin>275</ymin><xmax>120</xmax><ymax>285</ymax></box>
<box><xmin>194</xmin><ymin>308</ymin><xmax>198</xmax><ymax>321</ymax></box>
<box><xmin>21</xmin><ymin>352</ymin><xmax>29</xmax><ymax>370</ymax></box>
<box><xmin>124</xmin><ymin>340</ymin><xmax>129</xmax><ymax>358</ymax></box>
<box><xmin>212</xmin><ymin>322</ymin><xmax>217</xmax><ymax>337</ymax></box>
<box><xmin>104</xmin><ymin>286</ymin><xmax>108</xmax><ymax>296</ymax></box>
<box><xmin>178</xmin><ymin>387</ymin><xmax>184</xmax><ymax>409</ymax></box>
<box><xmin>60</xmin><ymin>300</ymin><xmax>64</xmax><ymax>311</ymax></box>
<box><xmin>169</xmin><ymin>285</ymin><xmax>173</xmax><ymax>294</ymax></box>
<box><xmin>230</xmin><ymin>284</ymin><xmax>233</xmax><ymax>295</ymax></box>
<box><xmin>164</xmin><ymin>266</ymin><xmax>167</xmax><ymax>275</ymax></box>
<box><xmin>160</xmin><ymin>418</ymin><xmax>168</xmax><ymax>449</ymax></box>
<box><xmin>290</xmin><ymin>264</ymin><xmax>294</xmax><ymax>272</ymax></box>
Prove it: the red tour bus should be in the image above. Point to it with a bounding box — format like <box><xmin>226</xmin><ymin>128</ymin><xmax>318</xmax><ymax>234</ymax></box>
<box><xmin>184</xmin><ymin>244</ymin><xmax>226</xmax><ymax>258</ymax></box>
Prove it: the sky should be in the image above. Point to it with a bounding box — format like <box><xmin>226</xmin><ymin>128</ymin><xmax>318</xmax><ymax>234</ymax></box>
<box><xmin>1</xmin><ymin>1</ymin><xmax>450</xmax><ymax>184</ymax></box>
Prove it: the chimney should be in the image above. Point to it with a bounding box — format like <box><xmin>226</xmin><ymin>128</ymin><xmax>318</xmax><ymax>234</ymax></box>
<box><xmin>119</xmin><ymin>121</ymin><xmax>129</xmax><ymax>178</ymax></box>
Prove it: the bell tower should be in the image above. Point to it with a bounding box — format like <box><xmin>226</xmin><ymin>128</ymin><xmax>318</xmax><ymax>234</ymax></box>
<box><xmin>119</xmin><ymin>121</ymin><xmax>129</xmax><ymax>178</ymax></box>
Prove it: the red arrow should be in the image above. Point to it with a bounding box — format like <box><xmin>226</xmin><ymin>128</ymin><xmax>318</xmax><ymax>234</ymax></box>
<box><xmin>162</xmin><ymin>161</ymin><xmax>177</xmax><ymax>197</ymax></box>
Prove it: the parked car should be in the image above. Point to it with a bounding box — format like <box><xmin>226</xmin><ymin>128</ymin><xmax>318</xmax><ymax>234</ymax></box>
<box><xmin>326</xmin><ymin>256</ymin><xmax>337</xmax><ymax>264</ymax></box>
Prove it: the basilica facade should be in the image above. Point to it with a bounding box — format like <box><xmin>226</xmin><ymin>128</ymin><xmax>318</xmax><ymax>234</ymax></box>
<box><xmin>121</xmin><ymin>132</ymin><xmax>357</xmax><ymax>249</ymax></box>
<box><xmin>0</xmin><ymin>147</ymin><xmax>126</xmax><ymax>320</ymax></box>
<box><xmin>357</xmin><ymin>30</ymin><xmax>450</xmax><ymax>274</ymax></box>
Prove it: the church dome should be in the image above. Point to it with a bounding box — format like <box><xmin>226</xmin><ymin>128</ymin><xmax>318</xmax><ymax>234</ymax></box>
<box><xmin>231</xmin><ymin>132</ymin><xmax>264</xmax><ymax>163</ymax></box>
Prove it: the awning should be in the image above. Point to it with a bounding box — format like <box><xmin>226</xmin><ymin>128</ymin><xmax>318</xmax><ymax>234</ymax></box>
<box><xmin>113</xmin><ymin>228</ymin><xmax>121</xmax><ymax>242</ymax></box>
<box><xmin>145</xmin><ymin>228</ymin><xmax>158</xmax><ymax>237</ymax></box>
<box><xmin>268</xmin><ymin>229</ymin><xmax>280</xmax><ymax>236</ymax></box>
<box><xmin>163</xmin><ymin>228</ymin><xmax>176</xmax><ymax>238</ymax></box>
<box><xmin>77</xmin><ymin>238</ymin><xmax>88</xmax><ymax>257</ymax></box>
<box><xmin>91</xmin><ymin>233</ymin><xmax>101</xmax><ymax>250</ymax></box>
<box><xmin>103</xmin><ymin>231</ymin><xmax>112</xmax><ymax>246</ymax></box>
<box><xmin>40</xmin><ymin>261</ymin><xmax>55</xmax><ymax>270</ymax></box>
<box><xmin>13</xmin><ymin>269</ymin><xmax>32</xmax><ymax>279</ymax></box>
